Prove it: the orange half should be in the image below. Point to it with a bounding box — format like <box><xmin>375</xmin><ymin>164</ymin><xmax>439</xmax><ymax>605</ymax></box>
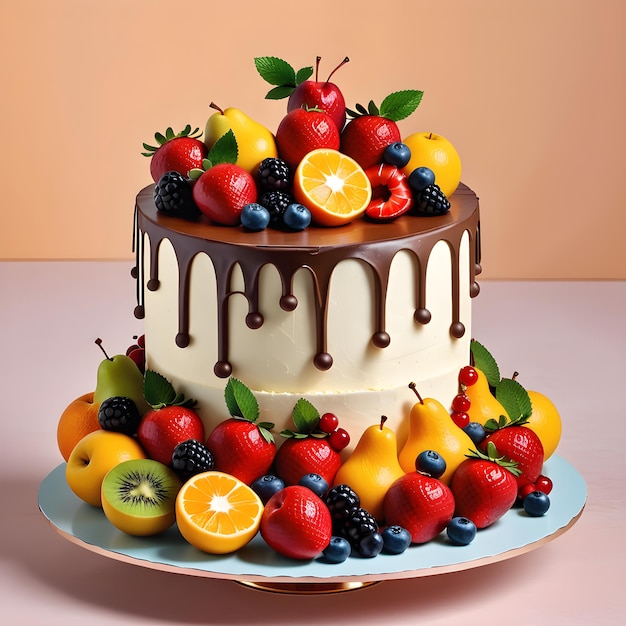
<box><xmin>175</xmin><ymin>471</ymin><xmax>263</xmax><ymax>554</ymax></box>
<box><xmin>293</xmin><ymin>148</ymin><xmax>372</xmax><ymax>226</ymax></box>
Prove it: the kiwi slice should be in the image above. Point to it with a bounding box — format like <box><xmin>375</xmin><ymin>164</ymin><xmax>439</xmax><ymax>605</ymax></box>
<box><xmin>101</xmin><ymin>458</ymin><xmax>182</xmax><ymax>536</ymax></box>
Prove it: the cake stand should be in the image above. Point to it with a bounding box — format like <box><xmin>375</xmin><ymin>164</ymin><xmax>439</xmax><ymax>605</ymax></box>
<box><xmin>38</xmin><ymin>455</ymin><xmax>586</xmax><ymax>594</ymax></box>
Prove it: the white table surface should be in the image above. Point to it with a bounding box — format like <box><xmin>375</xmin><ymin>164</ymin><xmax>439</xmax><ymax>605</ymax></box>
<box><xmin>2</xmin><ymin>261</ymin><xmax>625</xmax><ymax>625</ymax></box>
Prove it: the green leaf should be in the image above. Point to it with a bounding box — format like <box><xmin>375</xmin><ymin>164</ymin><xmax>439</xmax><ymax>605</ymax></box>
<box><xmin>206</xmin><ymin>129</ymin><xmax>238</xmax><ymax>166</ymax></box>
<box><xmin>224</xmin><ymin>378</ymin><xmax>259</xmax><ymax>422</ymax></box>
<box><xmin>188</xmin><ymin>168</ymin><xmax>204</xmax><ymax>181</ymax></box>
<box><xmin>379</xmin><ymin>90</ymin><xmax>424</xmax><ymax>122</ymax></box>
<box><xmin>254</xmin><ymin>56</ymin><xmax>297</xmax><ymax>87</ymax></box>
<box><xmin>295</xmin><ymin>66</ymin><xmax>314</xmax><ymax>84</ymax></box>
<box><xmin>367</xmin><ymin>100</ymin><xmax>379</xmax><ymax>115</ymax></box>
<box><xmin>143</xmin><ymin>370</ymin><xmax>177</xmax><ymax>408</ymax></box>
<box><xmin>291</xmin><ymin>398</ymin><xmax>320</xmax><ymax>434</ymax></box>
<box><xmin>496</xmin><ymin>377</ymin><xmax>532</xmax><ymax>422</ymax></box>
<box><xmin>264</xmin><ymin>85</ymin><xmax>296</xmax><ymax>100</ymax></box>
<box><xmin>470</xmin><ymin>339</ymin><xmax>501</xmax><ymax>388</ymax></box>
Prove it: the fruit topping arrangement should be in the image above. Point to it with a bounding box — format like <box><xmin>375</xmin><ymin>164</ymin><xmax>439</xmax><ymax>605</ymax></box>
<box><xmin>57</xmin><ymin>337</ymin><xmax>563</xmax><ymax>563</ymax></box>
<box><xmin>143</xmin><ymin>56</ymin><xmax>463</xmax><ymax>230</ymax></box>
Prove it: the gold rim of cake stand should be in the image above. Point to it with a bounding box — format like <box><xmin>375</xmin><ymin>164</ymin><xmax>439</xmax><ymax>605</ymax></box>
<box><xmin>236</xmin><ymin>579</ymin><xmax>381</xmax><ymax>594</ymax></box>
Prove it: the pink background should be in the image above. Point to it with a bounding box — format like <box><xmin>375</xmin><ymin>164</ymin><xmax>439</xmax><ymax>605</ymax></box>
<box><xmin>1</xmin><ymin>0</ymin><xmax>625</xmax><ymax>279</ymax></box>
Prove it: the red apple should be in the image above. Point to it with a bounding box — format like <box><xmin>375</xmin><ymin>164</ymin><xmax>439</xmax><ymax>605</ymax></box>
<box><xmin>260</xmin><ymin>485</ymin><xmax>332</xmax><ymax>559</ymax></box>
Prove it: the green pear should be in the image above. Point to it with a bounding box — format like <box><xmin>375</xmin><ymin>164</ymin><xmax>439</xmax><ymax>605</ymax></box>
<box><xmin>204</xmin><ymin>103</ymin><xmax>278</xmax><ymax>174</ymax></box>
<box><xmin>93</xmin><ymin>339</ymin><xmax>150</xmax><ymax>415</ymax></box>
<box><xmin>398</xmin><ymin>383</ymin><xmax>474</xmax><ymax>485</ymax></box>
<box><xmin>333</xmin><ymin>416</ymin><xmax>405</xmax><ymax>522</ymax></box>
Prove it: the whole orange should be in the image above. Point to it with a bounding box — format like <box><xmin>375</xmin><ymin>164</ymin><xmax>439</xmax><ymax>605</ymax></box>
<box><xmin>57</xmin><ymin>392</ymin><xmax>101</xmax><ymax>461</ymax></box>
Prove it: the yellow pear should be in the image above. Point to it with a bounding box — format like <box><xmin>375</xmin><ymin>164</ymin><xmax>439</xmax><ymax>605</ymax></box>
<box><xmin>204</xmin><ymin>103</ymin><xmax>278</xmax><ymax>174</ymax></box>
<box><xmin>333</xmin><ymin>416</ymin><xmax>405</xmax><ymax>522</ymax></box>
<box><xmin>465</xmin><ymin>367</ymin><xmax>509</xmax><ymax>427</ymax></box>
<box><xmin>398</xmin><ymin>383</ymin><xmax>474</xmax><ymax>485</ymax></box>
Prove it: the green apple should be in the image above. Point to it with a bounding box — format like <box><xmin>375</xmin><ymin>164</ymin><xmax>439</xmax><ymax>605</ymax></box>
<box><xmin>204</xmin><ymin>103</ymin><xmax>278</xmax><ymax>174</ymax></box>
<box><xmin>93</xmin><ymin>339</ymin><xmax>150</xmax><ymax>414</ymax></box>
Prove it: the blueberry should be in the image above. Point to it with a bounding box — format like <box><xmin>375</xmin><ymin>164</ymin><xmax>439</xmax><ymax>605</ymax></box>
<box><xmin>383</xmin><ymin>142</ymin><xmax>411</xmax><ymax>168</ymax></box>
<box><xmin>381</xmin><ymin>525</ymin><xmax>412</xmax><ymax>555</ymax></box>
<box><xmin>408</xmin><ymin>166</ymin><xmax>436</xmax><ymax>193</ymax></box>
<box><xmin>250</xmin><ymin>474</ymin><xmax>285</xmax><ymax>504</ymax></box>
<box><xmin>523</xmin><ymin>491</ymin><xmax>551</xmax><ymax>517</ymax></box>
<box><xmin>298</xmin><ymin>473</ymin><xmax>329</xmax><ymax>498</ymax></box>
<box><xmin>446</xmin><ymin>516</ymin><xmax>477</xmax><ymax>546</ymax></box>
<box><xmin>240</xmin><ymin>203</ymin><xmax>270</xmax><ymax>231</ymax></box>
<box><xmin>415</xmin><ymin>450</ymin><xmax>447</xmax><ymax>478</ymax></box>
<box><xmin>283</xmin><ymin>203</ymin><xmax>312</xmax><ymax>231</ymax></box>
<box><xmin>322</xmin><ymin>536</ymin><xmax>351</xmax><ymax>563</ymax></box>
<box><xmin>463</xmin><ymin>421</ymin><xmax>487</xmax><ymax>445</ymax></box>
<box><xmin>356</xmin><ymin>531</ymin><xmax>384</xmax><ymax>558</ymax></box>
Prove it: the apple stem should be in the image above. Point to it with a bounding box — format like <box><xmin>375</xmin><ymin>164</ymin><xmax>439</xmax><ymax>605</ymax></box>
<box><xmin>326</xmin><ymin>57</ymin><xmax>349</xmax><ymax>84</ymax></box>
<box><xmin>209</xmin><ymin>102</ymin><xmax>224</xmax><ymax>115</ymax></box>
<box><xmin>512</xmin><ymin>371</ymin><xmax>519</xmax><ymax>381</ymax></box>
<box><xmin>408</xmin><ymin>382</ymin><xmax>424</xmax><ymax>404</ymax></box>
<box><xmin>380</xmin><ymin>415</ymin><xmax>388</xmax><ymax>430</ymax></box>
<box><xmin>95</xmin><ymin>338</ymin><xmax>113</xmax><ymax>361</ymax></box>
<box><xmin>315</xmin><ymin>56</ymin><xmax>321</xmax><ymax>82</ymax></box>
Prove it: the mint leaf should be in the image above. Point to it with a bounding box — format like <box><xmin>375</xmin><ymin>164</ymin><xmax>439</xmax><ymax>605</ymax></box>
<box><xmin>144</xmin><ymin>370</ymin><xmax>176</xmax><ymax>408</ymax></box>
<box><xmin>496</xmin><ymin>378</ymin><xmax>532</xmax><ymax>422</ymax></box>
<box><xmin>206</xmin><ymin>129</ymin><xmax>238</xmax><ymax>166</ymax></box>
<box><xmin>264</xmin><ymin>85</ymin><xmax>296</xmax><ymax>100</ymax></box>
<box><xmin>470</xmin><ymin>339</ymin><xmax>500</xmax><ymax>388</ymax></box>
<box><xmin>291</xmin><ymin>398</ymin><xmax>320</xmax><ymax>434</ymax></box>
<box><xmin>224</xmin><ymin>378</ymin><xmax>259</xmax><ymax>422</ymax></box>
<box><xmin>254</xmin><ymin>56</ymin><xmax>313</xmax><ymax>99</ymax></box>
<box><xmin>379</xmin><ymin>90</ymin><xmax>424</xmax><ymax>122</ymax></box>
<box><xmin>295</xmin><ymin>66</ymin><xmax>314</xmax><ymax>84</ymax></box>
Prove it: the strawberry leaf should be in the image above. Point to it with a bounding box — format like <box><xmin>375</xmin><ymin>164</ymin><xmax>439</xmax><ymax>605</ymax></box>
<box><xmin>470</xmin><ymin>339</ymin><xmax>501</xmax><ymax>388</ymax></box>
<box><xmin>143</xmin><ymin>370</ymin><xmax>196</xmax><ymax>409</ymax></box>
<box><xmin>206</xmin><ymin>129</ymin><xmax>238</xmax><ymax>166</ymax></box>
<box><xmin>224</xmin><ymin>378</ymin><xmax>259</xmax><ymax>422</ymax></box>
<box><xmin>291</xmin><ymin>398</ymin><xmax>320</xmax><ymax>434</ymax></box>
<box><xmin>495</xmin><ymin>378</ymin><xmax>532</xmax><ymax>423</ymax></box>
<box><xmin>379</xmin><ymin>90</ymin><xmax>424</xmax><ymax>122</ymax></box>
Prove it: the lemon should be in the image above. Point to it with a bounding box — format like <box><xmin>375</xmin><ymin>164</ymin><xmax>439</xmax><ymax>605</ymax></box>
<box><xmin>525</xmin><ymin>391</ymin><xmax>562</xmax><ymax>460</ymax></box>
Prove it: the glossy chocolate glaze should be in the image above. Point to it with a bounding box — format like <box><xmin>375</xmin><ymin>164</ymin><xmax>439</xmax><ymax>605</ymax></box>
<box><xmin>133</xmin><ymin>183</ymin><xmax>481</xmax><ymax>378</ymax></box>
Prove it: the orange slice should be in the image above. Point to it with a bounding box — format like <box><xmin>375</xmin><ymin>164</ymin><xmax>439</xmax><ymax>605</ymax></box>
<box><xmin>175</xmin><ymin>471</ymin><xmax>263</xmax><ymax>554</ymax></box>
<box><xmin>293</xmin><ymin>148</ymin><xmax>372</xmax><ymax>226</ymax></box>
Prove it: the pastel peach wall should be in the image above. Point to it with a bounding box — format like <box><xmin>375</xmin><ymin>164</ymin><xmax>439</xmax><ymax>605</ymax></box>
<box><xmin>1</xmin><ymin>0</ymin><xmax>624</xmax><ymax>279</ymax></box>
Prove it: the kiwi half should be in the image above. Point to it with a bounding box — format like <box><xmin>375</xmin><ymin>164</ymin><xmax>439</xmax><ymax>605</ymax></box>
<box><xmin>101</xmin><ymin>458</ymin><xmax>182</xmax><ymax>536</ymax></box>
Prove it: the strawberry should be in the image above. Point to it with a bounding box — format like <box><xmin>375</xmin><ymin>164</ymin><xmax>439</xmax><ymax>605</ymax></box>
<box><xmin>275</xmin><ymin>107</ymin><xmax>340</xmax><ymax>169</ymax></box>
<box><xmin>137</xmin><ymin>371</ymin><xmax>204</xmax><ymax>466</ymax></box>
<box><xmin>341</xmin><ymin>91</ymin><xmax>423</xmax><ymax>169</ymax></box>
<box><xmin>273</xmin><ymin>399</ymin><xmax>342</xmax><ymax>486</ymax></box>
<box><xmin>142</xmin><ymin>125</ymin><xmax>207</xmax><ymax>182</ymax></box>
<box><xmin>450</xmin><ymin>442</ymin><xmax>520</xmax><ymax>529</ymax></box>
<box><xmin>205</xmin><ymin>379</ymin><xmax>276</xmax><ymax>485</ymax></box>
<box><xmin>384</xmin><ymin>472</ymin><xmax>455</xmax><ymax>544</ymax></box>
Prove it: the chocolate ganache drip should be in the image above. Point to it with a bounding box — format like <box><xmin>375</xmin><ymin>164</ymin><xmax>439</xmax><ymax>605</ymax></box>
<box><xmin>133</xmin><ymin>184</ymin><xmax>481</xmax><ymax>378</ymax></box>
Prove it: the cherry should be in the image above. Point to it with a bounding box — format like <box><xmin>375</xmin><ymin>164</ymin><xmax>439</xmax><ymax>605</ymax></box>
<box><xmin>451</xmin><ymin>393</ymin><xmax>471</xmax><ymax>413</ymax></box>
<box><xmin>319</xmin><ymin>412</ymin><xmax>339</xmax><ymax>434</ymax></box>
<box><xmin>451</xmin><ymin>411</ymin><xmax>470</xmax><ymax>429</ymax></box>
<box><xmin>535</xmin><ymin>474</ymin><xmax>553</xmax><ymax>495</ymax></box>
<box><xmin>518</xmin><ymin>483</ymin><xmax>536</xmax><ymax>500</ymax></box>
<box><xmin>328</xmin><ymin>427</ymin><xmax>350</xmax><ymax>451</ymax></box>
<box><xmin>459</xmin><ymin>365</ymin><xmax>479</xmax><ymax>387</ymax></box>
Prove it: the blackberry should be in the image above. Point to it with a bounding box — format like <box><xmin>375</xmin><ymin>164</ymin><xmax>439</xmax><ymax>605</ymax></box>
<box><xmin>340</xmin><ymin>507</ymin><xmax>379</xmax><ymax>550</ymax></box>
<box><xmin>413</xmin><ymin>183</ymin><xmax>451</xmax><ymax>216</ymax></box>
<box><xmin>154</xmin><ymin>171</ymin><xmax>199</xmax><ymax>217</ymax></box>
<box><xmin>257</xmin><ymin>157</ymin><xmax>291</xmax><ymax>192</ymax></box>
<box><xmin>259</xmin><ymin>190</ymin><xmax>294</xmax><ymax>227</ymax></box>
<box><xmin>98</xmin><ymin>396</ymin><xmax>141</xmax><ymax>435</ymax></box>
<box><xmin>172</xmin><ymin>439</ymin><xmax>214</xmax><ymax>478</ymax></box>
<box><xmin>325</xmin><ymin>484</ymin><xmax>361</xmax><ymax>525</ymax></box>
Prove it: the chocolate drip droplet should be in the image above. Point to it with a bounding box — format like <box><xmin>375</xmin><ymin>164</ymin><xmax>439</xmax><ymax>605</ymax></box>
<box><xmin>175</xmin><ymin>332</ymin><xmax>190</xmax><ymax>348</ymax></box>
<box><xmin>214</xmin><ymin>361</ymin><xmax>232</xmax><ymax>378</ymax></box>
<box><xmin>147</xmin><ymin>278</ymin><xmax>160</xmax><ymax>291</ymax></box>
<box><xmin>475</xmin><ymin>263</ymin><xmax>482</xmax><ymax>276</ymax></box>
<box><xmin>470</xmin><ymin>282</ymin><xmax>480</xmax><ymax>297</ymax></box>
<box><xmin>450</xmin><ymin>322</ymin><xmax>465</xmax><ymax>339</ymax></box>
<box><xmin>246</xmin><ymin>312</ymin><xmax>264</xmax><ymax>329</ymax></box>
<box><xmin>134</xmin><ymin>305</ymin><xmax>144</xmax><ymax>319</ymax></box>
<box><xmin>372</xmin><ymin>331</ymin><xmax>391</xmax><ymax>349</ymax></box>
<box><xmin>280</xmin><ymin>294</ymin><xmax>298</xmax><ymax>311</ymax></box>
<box><xmin>314</xmin><ymin>352</ymin><xmax>333</xmax><ymax>371</ymax></box>
<box><xmin>130</xmin><ymin>266</ymin><xmax>138</xmax><ymax>279</ymax></box>
<box><xmin>414</xmin><ymin>308</ymin><xmax>432</xmax><ymax>325</ymax></box>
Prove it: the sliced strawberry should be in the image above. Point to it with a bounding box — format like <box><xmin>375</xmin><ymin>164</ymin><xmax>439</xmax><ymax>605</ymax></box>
<box><xmin>364</xmin><ymin>163</ymin><xmax>413</xmax><ymax>221</ymax></box>
<box><xmin>142</xmin><ymin>125</ymin><xmax>207</xmax><ymax>182</ymax></box>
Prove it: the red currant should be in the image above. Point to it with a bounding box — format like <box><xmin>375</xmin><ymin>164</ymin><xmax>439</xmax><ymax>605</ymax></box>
<box><xmin>450</xmin><ymin>411</ymin><xmax>470</xmax><ymax>429</ymax></box>
<box><xmin>518</xmin><ymin>483</ymin><xmax>536</xmax><ymax>500</ymax></box>
<box><xmin>459</xmin><ymin>365</ymin><xmax>478</xmax><ymax>387</ymax></box>
<box><xmin>451</xmin><ymin>393</ymin><xmax>471</xmax><ymax>412</ymax></box>
<box><xmin>319</xmin><ymin>412</ymin><xmax>339</xmax><ymax>434</ymax></box>
<box><xmin>328</xmin><ymin>427</ymin><xmax>350</xmax><ymax>451</ymax></box>
<box><xmin>535</xmin><ymin>474</ymin><xmax>553</xmax><ymax>495</ymax></box>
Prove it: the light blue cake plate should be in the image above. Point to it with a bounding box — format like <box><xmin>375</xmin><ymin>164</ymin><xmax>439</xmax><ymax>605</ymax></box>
<box><xmin>38</xmin><ymin>456</ymin><xmax>586</xmax><ymax>594</ymax></box>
